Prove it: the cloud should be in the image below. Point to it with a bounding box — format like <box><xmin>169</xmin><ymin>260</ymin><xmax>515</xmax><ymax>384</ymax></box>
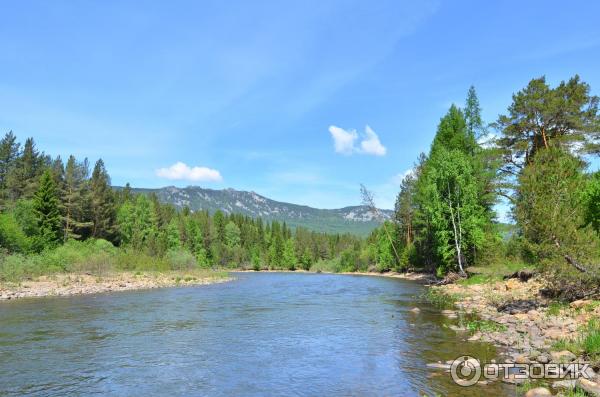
<box><xmin>360</xmin><ymin>125</ymin><xmax>387</xmax><ymax>156</ymax></box>
<box><xmin>156</xmin><ymin>162</ymin><xmax>223</xmax><ymax>182</ymax></box>
<box><xmin>391</xmin><ymin>168</ymin><xmax>415</xmax><ymax>185</ymax></box>
<box><xmin>328</xmin><ymin>125</ymin><xmax>387</xmax><ymax>156</ymax></box>
<box><xmin>328</xmin><ymin>125</ymin><xmax>358</xmax><ymax>155</ymax></box>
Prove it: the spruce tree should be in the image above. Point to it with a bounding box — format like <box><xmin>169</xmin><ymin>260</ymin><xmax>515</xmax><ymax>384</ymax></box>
<box><xmin>33</xmin><ymin>169</ymin><xmax>62</xmax><ymax>248</ymax></box>
<box><xmin>90</xmin><ymin>159</ymin><xmax>116</xmax><ymax>241</ymax></box>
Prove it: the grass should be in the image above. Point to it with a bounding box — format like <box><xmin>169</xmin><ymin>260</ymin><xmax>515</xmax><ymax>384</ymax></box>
<box><xmin>421</xmin><ymin>288</ymin><xmax>460</xmax><ymax>310</ymax></box>
<box><xmin>463</xmin><ymin>319</ymin><xmax>507</xmax><ymax>333</ymax></box>
<box><xmin>461</xmin><ymin>261</ymin><xmax>533</xmax><ymax>285</ymax></box>
<box><xmin>547</xmin><ymin>300</ymin><xmax>570</xmax><ymax>316</ymax></box>
<box><xmin>552</xmin><ymin>319</ymin><xmax>600</xmax><ymax>363</ymax></box>
<box><xmin>0</xmin><ymin>239</ymin><xmax>225</xmax><ymax>283</ymax></box>
<box><xmin>562</xmin><ymin>388</ymin><xmax>589</xmax><ymax>397</ymax></box>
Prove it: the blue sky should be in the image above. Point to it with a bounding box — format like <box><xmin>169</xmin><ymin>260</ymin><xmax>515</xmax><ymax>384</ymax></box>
<box><xmin>1</xmin><ymin>1</ymin><xmax>600</xmax><ymax>211</ymax></box>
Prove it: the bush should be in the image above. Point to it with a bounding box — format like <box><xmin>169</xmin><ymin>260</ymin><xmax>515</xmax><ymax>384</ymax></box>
<box><xmin>165</xmin><ymin>249</ymin><xmax>198</xmax><ymax>270</ymax></box>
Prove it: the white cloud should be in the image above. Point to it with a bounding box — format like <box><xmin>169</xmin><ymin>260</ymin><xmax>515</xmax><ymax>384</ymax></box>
<box><xmin>391</xmin><ymin>168</ymin><xmax>415</xmax><ymax>185</ymax></box>
<box><xmin>328</xmin><ymin>125</ymin><xmax>358</xmax><ymax>155</ymax></box>
<box><xmin>156</xmin><ymin>162</ymin><xmax>223</xmax><ymax>182</ymax></box>
<box><xmin>329</xmin><ymin>125</ymin><xmax>387</xmax><ymax>156</ymax></box>
<box><xmin>360</xmin><ymin>125</ymin><xmax>387</xmax><ymax>156</ymax></box>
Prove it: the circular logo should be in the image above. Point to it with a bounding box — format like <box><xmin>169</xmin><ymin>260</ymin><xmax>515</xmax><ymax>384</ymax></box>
<box><xmin>450</xmin><ymin>356</ymin><xmax>481</xmax><ymax>387</ymax></box>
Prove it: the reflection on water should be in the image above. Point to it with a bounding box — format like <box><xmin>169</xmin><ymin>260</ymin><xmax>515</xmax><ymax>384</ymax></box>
<box><xmin>0</xmin><ymin>272</ymin><xmax>514</xmax><ymax>396</ymax></box>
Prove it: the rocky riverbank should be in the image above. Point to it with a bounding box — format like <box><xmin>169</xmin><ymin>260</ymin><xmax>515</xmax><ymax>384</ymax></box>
<box><xmin>432</xmin><ymin>276</ymin><xmax>600</xmax><ymax>396</ymax></box>
<box><xmin>0</xmin><ymin>270</ymin><xmax>231</xmax><ymax>300</ymax></box>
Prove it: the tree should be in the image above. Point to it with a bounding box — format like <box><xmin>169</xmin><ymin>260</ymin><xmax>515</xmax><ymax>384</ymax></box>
<box><xmin>0</xmin><ymin>131</ymin><xmax>20</xmax><ymax>203</ymax></box>
<box><xmin>516</xmin><ymin>147</ymin><xmax>597</xmax><ymax>271</ymax></box>
<box><xmin>464</xmin><ymin>86</ymin><xmax>484</xmax><ymax>140</ymax></box>
<box><xmin>90</xmin><ymin>159</ymin><xmax>116</xmax><ymax>240</ymax></box>
<box><xmin>420</xmin><ymin>149</ymin><xmax>486</xmax><ymax>275</ymax></box>
<box><xmin>62</xmin><ymin>155</ymin><xmax>93</xmax><ymax>240</ymax></box>
<box><xmin>6</xmin><ymin>137</ymin><xmax>45</xmax><ymax>200</ymax></box>
<box><xmin>582</xmin><ymin>172</ymin><xmax>600</xmax><ymax>236</ymax></box>
<box><xmin>496</xmin><ymin>75</ymin><xmax>600</xmax><ymax>177</ymax></box>
<box><xmin>32</xmin><ymin>169</ymin><xmax>62</xmax><ymax>248</ymax></box>
<box><xmin>281</xmin><ymin>238</ymin><xmax>297</xmax><ymax>270</ymax></box>
<box><xmin>431</xmin><ymin>105</ymin><xmax>477</xmax><ymax>156</ymax></box>
<box><xmin>394</xmin><ymin>172</ymin><xmax>416</xmax><ymax>247</ymax></box>
<box><xmin>224</xmin><ymin>221</ymin><xmax>241</xmax><ymax>248</ymax></box>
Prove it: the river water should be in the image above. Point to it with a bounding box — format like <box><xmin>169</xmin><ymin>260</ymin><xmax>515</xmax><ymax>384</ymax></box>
<box><xmin>0</xmin><ymin>272</ymin><xmax>514</xmax><ymax>396</ymax></box>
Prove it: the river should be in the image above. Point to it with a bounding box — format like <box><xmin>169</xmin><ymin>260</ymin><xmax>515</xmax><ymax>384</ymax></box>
<box><xmin>0</xmin><ymin>272</ymin><xmax>514</xmax><ymax>396</ymax></box>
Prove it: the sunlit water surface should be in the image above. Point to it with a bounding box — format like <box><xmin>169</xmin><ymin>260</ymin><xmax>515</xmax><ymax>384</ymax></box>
<box><xmin>0</xmin><ymin>272</ymin><xmax>514</xmax><ymax>396</ymax></box>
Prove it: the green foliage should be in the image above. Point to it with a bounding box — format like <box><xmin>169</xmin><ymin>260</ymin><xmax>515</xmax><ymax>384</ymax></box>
<box><xmin>582</xmin><ymin>171</ymin><xmax>600</xmax><ymax>235</ymax></box>
<box><xmin>464</xmin><ymin>319</ymin><xmax>507</xmax><ymax>333</ymax></box>
<box><xmin>421</xmin><ymin>288</ymin><xmax>459</xmax><ymax>310</ymax></box>
<box><xmin>32</xmin><ymin>170</ymin><xmax>62</xmax><ymax>249</ymax></box>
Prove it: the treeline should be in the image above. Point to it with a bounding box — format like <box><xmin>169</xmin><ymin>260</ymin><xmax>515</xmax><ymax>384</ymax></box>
<box><xmin>0</xmin><ymin>133</ymin><xmax>361</xmax><ymax>277</ymax></box>
<box><xmin>369</xmin><ymin>75</ymin><xmax>600</xmax><ymax>297</ymax></box>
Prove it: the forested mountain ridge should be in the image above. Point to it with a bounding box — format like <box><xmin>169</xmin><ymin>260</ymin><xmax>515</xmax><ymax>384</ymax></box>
<box><xmin>118</xmin><ymin>185</ymin><xmax>393</xmax><ymax>236</ymax></box>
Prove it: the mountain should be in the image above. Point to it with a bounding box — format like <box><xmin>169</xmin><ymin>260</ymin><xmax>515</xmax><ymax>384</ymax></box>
<box><xmin>123</xmin><ymin>186</ymin><xmax>393</xmax><ymax>236</ymax></box>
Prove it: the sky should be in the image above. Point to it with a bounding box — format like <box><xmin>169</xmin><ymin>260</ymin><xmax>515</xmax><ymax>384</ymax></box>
<box><xmin>1</xmin><ymin>1</ymin><xmax>600</xmax><ymax>212</ymax></box>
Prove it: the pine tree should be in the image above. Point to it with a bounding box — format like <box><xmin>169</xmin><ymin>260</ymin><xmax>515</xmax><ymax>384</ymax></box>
<box><xmin>6</xmin><ymin>137</ymin><xmax>45</xmax><ymax>200</ymax></box>
<box><xmin>63</xmin><ymin>155</ymin><xmax>93</xmax><ymax>240</ymax></box>
<box><xmin>32</xmin><ymin>169</ymin><xmax>62</xmax><ymax>248</ymax></box>
<box><xmin>0</xmin><ymin>131</ymin><xmax>20</xmax><ymax>201</ymax></box>
<box><xmin>90</xmin><ymin>159</ymin><xmax>116</xmax><ymax>241</ymax></box>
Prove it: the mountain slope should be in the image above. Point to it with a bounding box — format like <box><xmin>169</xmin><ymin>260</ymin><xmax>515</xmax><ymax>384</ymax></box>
<box><xmin>124</xmin><ymin>186</ymin><xmax>392</xmax><ymax>236</ymax></box>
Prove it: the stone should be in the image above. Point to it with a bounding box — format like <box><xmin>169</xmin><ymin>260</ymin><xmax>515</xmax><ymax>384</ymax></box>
<box><xmin>570</xmin><ymin>299</ymin><xmax>592</xmax><ymax>309</ymax></box>
<box><xmin>577</xmin><ymin>378</ymin><xmax>600</xmax><ymax>396</ymax></box>
<box><xmin>552</xmin><ymin>379</ymin><xmax>577</xmax><ymax>391</ymax></box>
<box><xmin>468</xmin><ymin>332</ymin><xmax>482</xmax><ymax>341</ymax></box>
<box><xmin>528</xmin><ymin>350</ymin><xmax>541</xmax><ymax>360</ymax></box>
<box><xmin>537</xmin><ymin>353</ymin><xmax>551</xmax><ymax>364</ymax></box>
<box><xmin>524</xmin><ymin>387</ymin><xmax>552</xmax><ymax>397</ymax></box>
<box><xmin>550</xmin><ymin>350</ymin><xmax>577</xmax><ymax>363</ymax></box>
<box><xmin>410</xmin><ymin>307</ymin><xmax>421</xmax><ymax>313</ymax></box>
<box><xmin>514</xmin><ymin>354</ymin><xmax>530</xmax><ymax>364</ymax></box>
<box><xmin>545</xmin><ymin>328</ymin><xmax>567</xmax><ymax>339</ymax></box>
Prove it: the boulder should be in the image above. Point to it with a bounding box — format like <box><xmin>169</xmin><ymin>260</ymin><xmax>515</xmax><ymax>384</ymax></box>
<box><xmin>570</xmin><ymin>299</ymin><xmax>592</xmax><ymax>309</ymax></box>
<box><xmin>410</xmin><ymin>307</ymin><xmax>421</xmax><ymax>313</ymax></box>
<box><xmin>524</xmin><ymin>387</ymin><xmax>552</xmax><ymax>397</ymax></box>
<box><xmin>577</xmin><ymin>378</ymin><xmax>600</xmax><ymax>396</ymax></box>
<box><xmin>550</xmin><ymin>350</ymin><xmax>577</xmax><ymax>363</ymax></box>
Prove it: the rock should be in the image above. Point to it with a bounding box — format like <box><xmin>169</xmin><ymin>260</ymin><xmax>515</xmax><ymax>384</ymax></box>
<box><xmin>552</xmin><ymin>379</ymin><xmax>577</xmax><ymax>391</ymax></box>
<box><xmin>468</xmin><ymin>332</ymin><xmax>482</xmax><ymax>341</ymax></box>
<box><xmin>441</xmin><ymin>309</ymin><xmax>457</xmax><ymax>318</ymax></box>
<box><xmin>528</xmin><ymin>350</ymin><xmax>541</xmax><ymax>360</ymax></box>
<box><xmin>545</xmin><ymin>328</ymin><xmax>567</xmax><ymax>339</ymax></box>
<box><xmin>550</xmin><ymin>350</ymin><xmax>577</xmax><ymax>363</ymax></box>
<box><xmin>514</xmin><ymin>313</ymin><xmax>530</xmax><ymax>321</ymax></box>
<box><xmin>537</xmin><ymin>353</ymin><xmax>551</xmax><ymax>364</ymax></box>
<box><xmin>410</xmin><ymin>307</ymin><xmax>421</xmax><ymax>313</ymax></box>
<box><xmin>524</xmin><ymin>387</ymin><xmax>552</xmax><ymax>397</ymax></box>
<box><xmin>516</xmin><ymin>354</ymin><xmax>530</xmax><ymax>364</ymax></box>
<box><xmin>570</xmin><ymin>299</ymin><xmax>592</xmax><ymax>309</ymax></box>
<box><xmin>577</xmin><ymin>378</ymin><xmax>600</xmax><ymax>396</ymax></box>
<box><xmin>505</xmin><ymin>279</ymin><xmax>521</xmax><ymax>290</ymax></box>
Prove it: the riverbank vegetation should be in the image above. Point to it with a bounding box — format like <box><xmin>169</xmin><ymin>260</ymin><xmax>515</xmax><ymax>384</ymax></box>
<box><xmin>0</xmin><ymin>135</ymin><xmax>363</xmax><ymax>281</ymax></box>
<box><xmin>1</xmin><ymin>74</ymin><xmax>600</xmax><ymax>302</ymax></box>
<box><xmin>363</xmin><ymin>75</ymin><xmax>600</xmax><ymax>301</ymax></box>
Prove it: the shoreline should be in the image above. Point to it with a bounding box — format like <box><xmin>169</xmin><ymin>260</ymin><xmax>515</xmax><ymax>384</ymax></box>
<box><xmin>0</xmin><ymin>268</ymin><xmax>433</xmax><ymax>301</ymax></box>
<box><xmin>432</xmin><ymin>276</ymin><xmax>600</xmax><ymax>390</ymax></box>
<box><xmin>0</xmin><ymin>270</ymin><xmax>231</xmax><ymax>301</ymax></box>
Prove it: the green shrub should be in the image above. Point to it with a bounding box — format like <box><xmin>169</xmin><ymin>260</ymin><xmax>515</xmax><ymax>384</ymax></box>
<box><xmin>165</xmin><ymin>249</ymin><xmax>198</xmax><ymax>270</ymax></box>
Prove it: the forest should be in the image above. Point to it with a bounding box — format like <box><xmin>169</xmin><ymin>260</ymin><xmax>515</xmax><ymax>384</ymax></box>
<box><xmin>370</xmin><ymin>75</ymin><xmax>600</xmax><ymax>300</ymax></box>
<box><xmin>1</xmin><ymin>74</ymin><xmax>600</xmax><ymax>301</ymax></box>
